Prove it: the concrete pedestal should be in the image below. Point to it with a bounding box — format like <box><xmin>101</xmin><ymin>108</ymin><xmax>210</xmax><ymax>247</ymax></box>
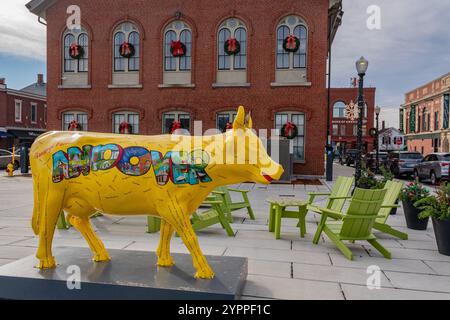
<box><xmin>0</xmin><ymin>247</ymin><xmax>247</xmax><ymax>300</ymax></box>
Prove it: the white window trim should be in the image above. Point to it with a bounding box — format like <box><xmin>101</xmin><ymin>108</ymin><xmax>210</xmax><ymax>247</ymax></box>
<box><xmin>112</xmin><ymin>111</ymin><xmax>140</xmax><ymax>134</ymax></box>
<box><xmin>14</xmin><ymin>100</ymin><xmax>22</xmax><ymax>123</ymax></box>
<box><xmin>30</xmin><ymin>102</ymin><xmax>37</xmax><ymax>124</ymax></box>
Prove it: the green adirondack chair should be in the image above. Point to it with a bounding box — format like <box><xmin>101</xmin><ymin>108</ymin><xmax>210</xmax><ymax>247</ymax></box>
<box><xmin>307</xmin><ymin>176</ymin><xmax>354</xmax><ymax>214</ymax></box>
<box><xmin>373</xmin><ymin>180</ymin><xmax>408</xmax><ymax>240</ymax></box>
<box><xmin>312</xmin><ymin>188</ymin><xmax>391</xmax><ymax>261</ymax></box>
<box><xmin>212</xmin><ymin>186</ymin><xmax>255</xmax><ymax>221</ymax></box>
<box><xmin>147</xmin><ymin>197</ymin><xmax>235</xmax><ymax>237</ymax></box>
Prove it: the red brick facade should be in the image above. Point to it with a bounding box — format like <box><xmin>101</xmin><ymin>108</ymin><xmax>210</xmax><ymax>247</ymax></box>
<box><xmin>329</xmin><ymin>87</ymin><xmax>376</xmax><ymax>153</ymax></box>
<box><xmin>34</xmin><ymin>0</ymin><xmax>342</xmax><ymax>176</ymax></box>
<box><xmin>0</xmin><ymin>78</ymin><xmax>47</xmax><ymax>149</ymax></box>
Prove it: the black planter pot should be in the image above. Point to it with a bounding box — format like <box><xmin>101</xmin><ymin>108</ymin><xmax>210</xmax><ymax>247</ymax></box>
<box><xmin>432</xmin><ymin>218</ymin><xmax>450</xmax><ymax>256</ymax></box>
<box><xmin>402</xmin><ymin>200</ymin><xmax>429</xmax><ymax>230</ymax></box>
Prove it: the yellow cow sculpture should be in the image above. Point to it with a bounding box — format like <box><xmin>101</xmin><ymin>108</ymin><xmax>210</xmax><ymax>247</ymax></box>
<box><xmin>30</xmin><ymin>106</ymin><xmax>283</xmax><ymax>279</ymax></box>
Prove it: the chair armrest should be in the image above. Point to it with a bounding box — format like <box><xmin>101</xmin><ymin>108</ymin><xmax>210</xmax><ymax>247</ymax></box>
<box><xmin>381</xmin><ymin>204</ymin><xmax>400</xmax><ymax>208</ymax></box>
<box><xmin>212</xmin><ymin>190</ymin><xmax>226</xmax><ymax>195</ymax></box>
<box><xmin>319</xmin><ymin>208</ymin><xmax>346</xmax><ymax>220</ymax></box>
<box><xmin>227</xmin><ymin>188</ymin><xmax>250</xmax><ymax>193</ymax></box>
<box><xmin>308</xmin><ymin>192</ymin><xmax>331</xmax><ymax>196</ymax></box>
<box><xmin>202</xmin><ymin>200</ymin><xmax>223</xmax><ymax>205</ymax></box>
<box><xmin>343</xmin><ymin>214</ymin><xmax>380</xmax><ymax>220</ymax></box>
<box><xmin>328</xmin><ymin>196</ymin><xmax>352</xmax><ymax>200</ymax></box>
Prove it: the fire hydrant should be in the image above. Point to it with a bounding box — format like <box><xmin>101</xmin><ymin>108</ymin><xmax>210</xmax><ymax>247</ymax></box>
<box><xmin>6</xmin><ymin>163</ymin><xmax>14</xmax><ymax>177</ymax></box>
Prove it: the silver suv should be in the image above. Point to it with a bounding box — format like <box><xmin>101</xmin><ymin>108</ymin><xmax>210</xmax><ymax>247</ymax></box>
<box><xmin>387</xmin><ymin>151</ymin><xmax>423</xmax><ymax>178</ymax></box>
<box><xmin>414</xmin><ymin>153</ymin><xmax>450</xmax><ymax>185</ymax></box>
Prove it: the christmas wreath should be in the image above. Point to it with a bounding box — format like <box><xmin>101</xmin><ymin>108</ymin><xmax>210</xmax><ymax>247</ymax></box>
<box><xmin>224</xmin><ymin>38</ymin><xmax>240</xmax><ymax>55</ymax></box>
<box><xmin>119</xmin><ymin>121</ymin><xmax>132</xmax><ymax>134</ymax></box>
<box><xmin>283</xmin><ymin>35</ymin><xmax>300</xmax><ymax>53</ymax></box>
<box><xmin>170</xmin><ymin>120</ymin><xmax>183</xmax><ymax>134</ymax></box>
<box><xmin>170</xmin><ymin>40</ymin><xmax>186</xmax><ymax>57</ymax></box>
<box><xmin>281</xmin><ymin>121</ymin><xmax>298</xmax><ymax>139</ymax></box>
<box><xmin>68</xmin><ymin>120</ymin><xmax>82</xmax><ymax>131</ymax></box>
<box><xmin>69</xmin><ymin>43</ymin><xmax>84</xmax><ymax>59</ymax></box>
<box><xmin>120</xmin><ymin>41</ymin><xmax>135</xmax><ymax>58</ymax></box>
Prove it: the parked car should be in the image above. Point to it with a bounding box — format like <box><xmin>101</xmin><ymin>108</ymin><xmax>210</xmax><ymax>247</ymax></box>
<box><xmin>363</xmin><ymin>152</ymin><xmax>388</xmax><ymax>172</ymax></box>
<box><xmin>414</xmin><ymin>153</ymin><xmax>450</xmax><ymax>185</ymax></box>
<box><xmin>340</xmin><ymin>149</ymin><xmax>359</xmax><ymax>166</ymax></box>
<box><xmin>0</xmin><ymin>149</ymin><xmax>20</xmax><ymax>170</ymax></box>
<box><xmin>386</xmin><ymin>151</ymin><xmax>423</xmax><ymax>178</ymax></box>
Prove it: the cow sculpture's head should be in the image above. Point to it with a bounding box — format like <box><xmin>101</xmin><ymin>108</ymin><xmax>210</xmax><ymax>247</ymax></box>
<box><xmin>209</xmin><ymin>106</ymin><xmax>284</xmax><ymax>185</ymax></box>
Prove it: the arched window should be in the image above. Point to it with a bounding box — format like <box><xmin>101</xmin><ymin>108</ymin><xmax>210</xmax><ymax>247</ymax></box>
<box><xmin>62</xmin><ymin>28</ymin><xmax>89</xmax><ymax>86</ymax></box>
<box><xmin>333</xmin><ymin>101</ymin><xmax>346</xmax><ymax>118</ymax></box>
<box><xmin>276</xmin><ymin>16</ymin><xmax>307</xmax><ymax>70</ymax></box>
<box><xmin>62</xmin><ymin>111</ymin><xmax>88</xmax><ymax>131</ymax></box>
<box><xmin>162</xmin><ymin>111</ymin><xmax>191</xmax><ymax>133</ymax></box>
<box><xmin>113</xmin><ymin>22</ymin><xmax>140</xmax><ymax>73</ymax></box>
<box><xmin>274</xmin><ymin>16</ymin><xmax>308</xmax><ymax>85</ymax></box>
<box><xmin>218</xmin><ymin>19</ymin><xmax>247</xmax><ymax>71</ymax></box>
<box><xmin>164</xmin><ymin>21</ymin><xmax>192</xmax><ymax>72</ymax></box>
<box><xmin>113</xmin><ymin>111</ymin><xmax>140</xmax><ymax>134</ymax></box>
<box><xmin>163</xmin><ymin>21</ymin><xmax>192</xmax><ymax>86</ymax></box>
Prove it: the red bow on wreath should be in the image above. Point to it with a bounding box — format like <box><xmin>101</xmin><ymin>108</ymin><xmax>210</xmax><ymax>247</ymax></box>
<box><xmin>170</xmin><ymin>120</ymin><xmax>182</xmax><ymax>134</ymax></box>
<box><xmin>284</xmin><ymin>121</ymin><xmax>296</xmax><ymax>136</ymax></box>
<box><xmin>285</xmin><ymin>35</ymin><xmax>297</xmax><ymax>50</ymax></box>
<box><xmin>70</xmin><ymin>43</ymin><xmax>80</xmax><ymax>57</ymax></box>
<box><xmin>121</xmin><ymin>42</ymin><xmax>132</xmax><ymax>56</ymax></box>
<box><xmin>119</xmin><ymin>121</ymin><xmax>131</xmax><ymax>134</ymax></box>
<box><xmin>225</xmin><ymin>122</ymin><xmax>234</xmax><ymax>130</ymax></box>
<box><xmin>227</xmin><ymin>38</ymin><xmax>238</xmax><ymax>52</ymax></box>
<box><xmin>68</xmin><ymin>120</ymin><xmax>79</xmax><ymax>131</ymax></box>
<box><xmin>171</xmin><ymin>41</ymin><xmax>185</xmax><ymax>57</ymax></box>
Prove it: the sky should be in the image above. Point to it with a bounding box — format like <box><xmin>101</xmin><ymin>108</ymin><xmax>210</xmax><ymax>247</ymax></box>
<box><xmin>1</xmin><ymin>0</ymin><xmax>450</xmax><ymax>127</ymax></box>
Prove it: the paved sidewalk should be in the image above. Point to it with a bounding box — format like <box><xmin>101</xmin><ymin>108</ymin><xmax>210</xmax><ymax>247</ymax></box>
<box><xmin>0</xmin><ymin>174</ymin><xmax>449</xmax><ymax>300</ymax></box>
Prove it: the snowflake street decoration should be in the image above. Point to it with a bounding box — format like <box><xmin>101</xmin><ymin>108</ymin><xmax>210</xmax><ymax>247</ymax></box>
<box><xmin>345</xmin><ymin>101</ymin><xmax>359</xmax><ymax>121</ymax></box>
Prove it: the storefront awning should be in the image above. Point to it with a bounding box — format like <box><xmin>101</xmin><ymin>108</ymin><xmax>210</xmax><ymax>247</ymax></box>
<box><xmin>0</xmin><ymin>131</ymin><xmax>14</xmax><ymax>138</ymax></box>
<box><xmin>8</xmin><ymin>130</ymin><xmax>44</xmax><ymax>140</ymax></box>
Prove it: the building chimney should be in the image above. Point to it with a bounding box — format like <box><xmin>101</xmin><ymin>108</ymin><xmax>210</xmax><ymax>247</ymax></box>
<box><xmin>0</xmin><ymin>78</ymin><xmax>5</xmax><ymax>85</ymax></box>
<box><xmin>37</xmin><ymin>74</ymin><xmax>44</xmax><ymax>85</ymax></box>
<box><xmin>382</xmin><ymin>121</ymin><xmax>386</xmax><ymax>130</ymax></box>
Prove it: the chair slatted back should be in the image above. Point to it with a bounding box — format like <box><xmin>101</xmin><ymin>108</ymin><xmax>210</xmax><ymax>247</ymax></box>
<box><xmin>376</xmin><ymin>180</ymin><xmax>403</xmax><ymax>224</ymax></box>
<box><xmin>340</xmin><ymin>188</ymin><xmax>387</xmax><ymax>239</ymax></box>
<box><xmin>327</xmin><ymin>176</ymin><xmax>355</xmax><ymax>212</ymax></box>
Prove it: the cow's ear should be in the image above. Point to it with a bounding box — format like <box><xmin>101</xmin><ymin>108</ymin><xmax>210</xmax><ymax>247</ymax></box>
<box><xmin>233</xmin><ymin>106</ymin><xmax>245</xmax><ymax>129</ymax></box>
<box><xmin>245</xmin><ymin>112</ymin><xmax>253</xmax><ymax>129</ymax></box>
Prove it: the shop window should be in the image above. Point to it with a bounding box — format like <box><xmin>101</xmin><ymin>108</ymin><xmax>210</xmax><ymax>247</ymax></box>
<box><xmin>112</xmin><ymin>112</ymin><xmax>140</xmax><ymax>134</ymax></box>
<box><xmin>275</xmin><ymin>112</ymin><xmax>305</xmax><ymax>161</ymax></box>
<box><xmin>217</xmin><ymin>111</ymin><xmax>237</xmax><ymax>132</ymax></box>
<box><xmin>162</xmin><ymin>112</ymin><xmax>191</xmax><ymax>133</ymax></box>
<box><xmin>62</xmin><ymin>111</ymin><xmax>88</xmax><ymax>131</ymax></box>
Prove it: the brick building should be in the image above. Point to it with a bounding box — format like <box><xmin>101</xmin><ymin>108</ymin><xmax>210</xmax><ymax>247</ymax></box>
<box><xmin>0</xmin><ymin>75</ymin><xmax>47</xmax><ymax>150</ymax></box>
<box><xmin>400</xmin><ymin>72</ymin><xmax>450</xmax><ymax>155</ymax></box>
<box><xmin>329</xmin><ymin>87</ymin><xmax>376</xmax><ymax>154</ymax></box>
<box><xmin>26</xmin><ymin>0</ymin><xmax>344</xmax><ymax>176</ymax></box>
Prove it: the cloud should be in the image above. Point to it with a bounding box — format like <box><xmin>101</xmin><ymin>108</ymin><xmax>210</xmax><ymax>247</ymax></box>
<box><xmin>332</xmin><ymin>0</ymin><xmax>450</xmax><ymax>128</ymax></box>
<box><xmin>0</xmin><ymin>0</ymin><xmax>46</xmax><ymax>61</ymax></box>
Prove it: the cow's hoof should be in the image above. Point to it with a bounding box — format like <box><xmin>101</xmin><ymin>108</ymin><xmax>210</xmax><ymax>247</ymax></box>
<box><xmin>93</xmin><ymin>251</ymin><xmax>111</xmax><ymax>262</ymax></box>
<box><xmin>195</xmin><ymin>269</ymin><xmax>215</xmax><ymax>279</ymax></box>
<box><xmin>157</xmin><ymin>257</ymin><xmax>175</xmax><ymax>267</ymax></box>
<box><xmin>37</xmin><ymin>257</ymin><xmax>56</xmax><ymax>269</ymax></box>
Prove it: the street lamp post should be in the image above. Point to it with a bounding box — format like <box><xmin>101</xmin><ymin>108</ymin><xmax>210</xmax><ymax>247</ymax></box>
<box><xmin>375</xmin><ymin>106</ymin><xmax>381</xmax><ymax>173</ymax></box>
<box><xmin>355</xmin><ymin>57</ymin><xmax>369</xmax><ymax>184</ymax></box>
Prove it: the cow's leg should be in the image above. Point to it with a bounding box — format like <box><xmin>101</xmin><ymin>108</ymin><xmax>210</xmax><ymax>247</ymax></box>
<box><xmin>156</xmin><ymin>219</ymin><xmax>175</xmax><ymax>267</ymax></box>
<box><xmin>36</xmin><ymin>191</ymin><xmax>64</xmax><ymax>269</ymax></box>
<box><xmin>167</xmin><ymin>216</ymin><xmax>214</xmax><ymax>279</ymax></box>
<box><xmin>68</xmin><ymin>214</ymin><xmax>110</xmax><ymax>262</ymax></box>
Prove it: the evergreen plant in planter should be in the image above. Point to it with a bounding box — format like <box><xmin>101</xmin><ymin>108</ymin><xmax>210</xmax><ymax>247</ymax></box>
<box><xmin>399</xmin><ymin>181</ymin><xmax>430</xmax><ymax>230</ymax></box>
<box><xmin>415</xmin><ymin>183</ymin><xmax>450</xmax><ymax>256</ymax></box>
